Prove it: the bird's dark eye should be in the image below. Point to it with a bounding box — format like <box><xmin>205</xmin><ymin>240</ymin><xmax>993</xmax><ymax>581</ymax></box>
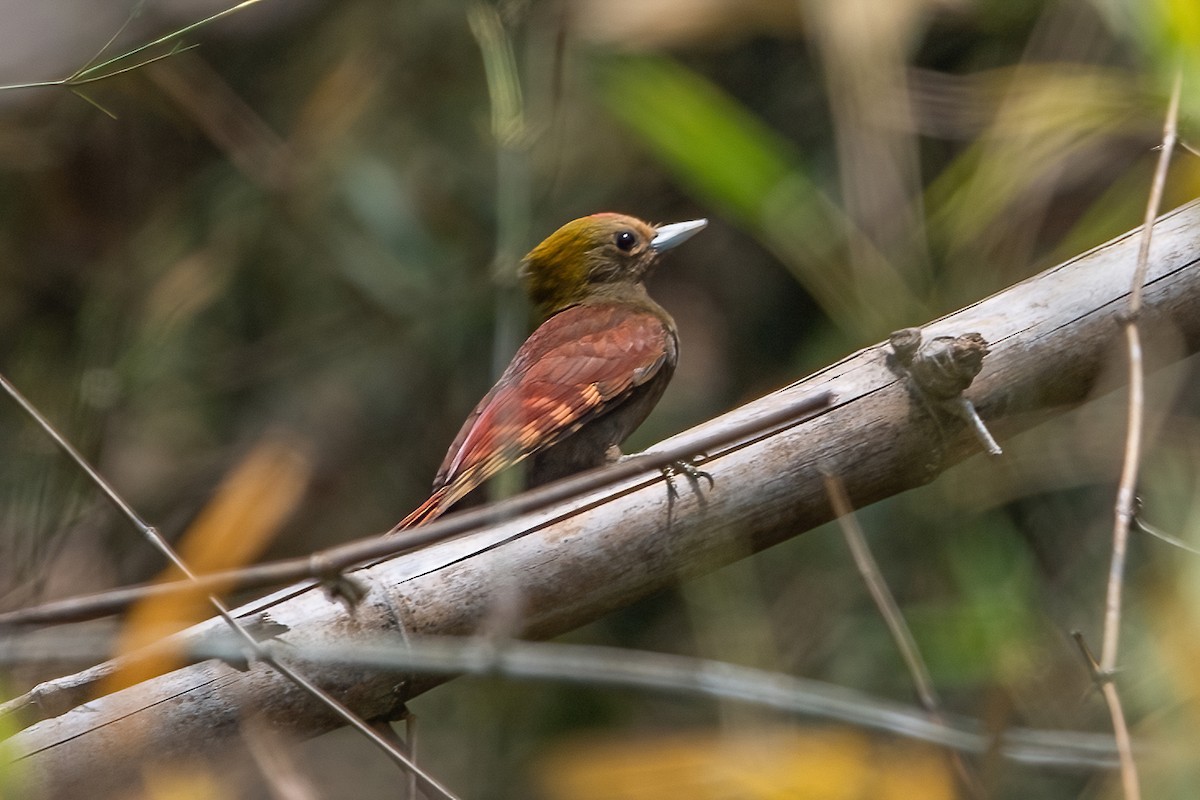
<box><xmin>615</xmin><ymin>230</ymin><xmax>638</xmax><ymax>251</ymax></box>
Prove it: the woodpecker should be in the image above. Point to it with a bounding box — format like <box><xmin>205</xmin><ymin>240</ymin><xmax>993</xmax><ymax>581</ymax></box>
<box><xmin>393</xmin><ymin>213</ymin><xmax>706</xmax><ymax>531</ymax></box>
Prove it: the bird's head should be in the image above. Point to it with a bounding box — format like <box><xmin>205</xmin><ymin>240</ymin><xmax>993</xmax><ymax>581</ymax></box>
<box><xmin>520</xmin><ymin>213</ymin><xmax>707</xmax><ymax>314</ymax></box>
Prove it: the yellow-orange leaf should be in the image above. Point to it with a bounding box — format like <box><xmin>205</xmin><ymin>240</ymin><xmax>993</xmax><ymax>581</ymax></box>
<box><xmin>536</xmin><ymin>726</ymin><xmax>954</xmax><ymax>800</ymax></box>
<box><xmin>105</xmin><ymin>433</ymin><xmax>312</xmax><ymax>694</ymax></box>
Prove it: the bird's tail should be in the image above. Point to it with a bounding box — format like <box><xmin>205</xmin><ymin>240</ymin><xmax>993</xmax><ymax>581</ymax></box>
<box><xmin>388</xmin><ymin>485</ymin><xmax>454</xmax><ymax>534</ymax></box>
<box><xmin>390</xmin><ymin>474</ymin><xmax>485</xmax><ymax>533</ymax></box>
<box><xmin>389</xmin><ymin>463</ymin><xmax>495</xmax><ymax>536</ymax></box>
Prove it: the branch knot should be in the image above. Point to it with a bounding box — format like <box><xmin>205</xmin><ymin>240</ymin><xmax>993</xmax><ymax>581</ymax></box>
<box><xmin>890</xmin><ymin>328</ymin><xmax>1001</xmax><ymax>456</ymax></box>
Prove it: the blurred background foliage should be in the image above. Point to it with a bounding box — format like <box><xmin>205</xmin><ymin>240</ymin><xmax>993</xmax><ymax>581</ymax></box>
<box><xmin>2</xmin><ymin>0</ymin><xmax>1200</xmax><ymax>797</ymax></box>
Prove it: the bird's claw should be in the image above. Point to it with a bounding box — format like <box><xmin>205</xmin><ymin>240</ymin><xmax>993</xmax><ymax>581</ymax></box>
<box><xmin>661</xmin><ymin>454</ymin><xmax>714</xmax><ymax>501</ymax></box>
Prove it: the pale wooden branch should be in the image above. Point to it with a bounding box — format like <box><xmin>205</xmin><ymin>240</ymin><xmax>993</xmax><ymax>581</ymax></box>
<box><xmin>5</xmin><ymin>200</ymin><xmax>1200</xmax><ymax>796</ymax></box>
<box><xmin>0</xmin><ymin>392</ymin><xmax>831</xmax><ymax>629</ymax></box>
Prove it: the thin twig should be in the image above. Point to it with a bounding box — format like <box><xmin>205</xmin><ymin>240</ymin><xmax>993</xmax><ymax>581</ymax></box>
<box><xmin>1134</xmin><ymin>515</ymin><xmax>1200</xmax><ymax>557</ymax></box>
<box><xmin>69</xmin><ymin>0</ymin><xmax>145</xmax><ymax>81</ymax></box>
<box><xmin>1100</xmin><ymin>66</ymin><xmax>1182</xmax><ymax>800</ymax></box>
<box><xmin>0</xmin><ymin>374</ymin><xmax>146</xmax><ymax>532</ymax></box>
<box><xmin>0</xmin><ymin>373</ymin><xmax>459</xmax><ymax>799</ymax></box>
<box><xmin>403</xmin><ymin>713</ymin><xmax>420</xmax><ymax>800</ymax></box>
<box><xmin>72</xmin><ymin>0</ymin><xmax>265</xmax><ymax>83</ymax></box>
<box><xmin>469</xmin><ymin>2</ymin><xmax>533</xmax><ymax>505</ymax></box>
<box><xmin>69</xmin><ymin>44</ymin><xmax>200</xmax><ymax>87</ymax></box>
<box><xmin>0</xmin><ymin>391</ymin><xmax>834</xmax><ymax>627</ymax></box>
<box><xmin>824</xmin><ymin>474</ymin><xmax>939</xmax><ymax>709</ymax></box>
<box><xmin>1100</xmin><ymin>681</ymin><xmax>1138</xmax><ymax>795</ymax></box>
<box><xmin>0</xmin><ymin>0</ymin><xmax>265</xmax><ymax>93</ymax></box>
<box><xmin>0</xmin><ymin>629</ymin><xmax>1128</xmax><ymax>770</ymax></box>
<box><xmin>242</xmin><ymin>717</ymin><xmax>322</xmax><ymax>800</ymax></box>
<box><xmin>823</xmin><ymin>473</ymin><xmax>986</xmax><ymax>799</ymax></box>
<box><xmin>68</xmin><ymin>88</ymin><xmax>118</xmax><ymax>119</ymax></box>
<box><xmin>260</xmin><ymin>659</ymin><xmax>459</xmax><ymax>800</ymax></box>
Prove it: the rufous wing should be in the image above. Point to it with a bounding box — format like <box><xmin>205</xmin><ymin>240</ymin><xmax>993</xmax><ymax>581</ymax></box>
<box><xmin>392</xmin><ymin>303</ymin><xmax>673</xmax><ymax>532</ymax></box>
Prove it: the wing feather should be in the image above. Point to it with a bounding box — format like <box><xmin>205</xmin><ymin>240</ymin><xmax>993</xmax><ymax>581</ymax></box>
<box><xmin>433</xmin><ymin>304</ymin><xmax>672</xmax><ymax>495</ymax></box>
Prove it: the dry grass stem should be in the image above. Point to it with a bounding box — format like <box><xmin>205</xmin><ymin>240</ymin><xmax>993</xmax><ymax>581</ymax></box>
<box><xmin>1099</xmin><ymin>65</ymin><xmax>1183</xmax><ymax>800</ymax></box>
<box><xmin>824</xmin><ymin>472</ymin><xmax>985</xmax><ymax>798</ymax></box>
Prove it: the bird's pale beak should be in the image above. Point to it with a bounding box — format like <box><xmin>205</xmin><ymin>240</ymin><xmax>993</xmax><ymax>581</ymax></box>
<box><xmin>650</xmin><ymin>219</ymin><xmax>707</xmax><ymax>252</ymax></box>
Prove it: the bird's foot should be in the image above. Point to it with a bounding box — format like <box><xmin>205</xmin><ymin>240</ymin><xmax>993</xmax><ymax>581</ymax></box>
<box><xmin>661</xmin><ymin>454</ymin><xmax>714</xmax><ymax>502</ymax></box>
